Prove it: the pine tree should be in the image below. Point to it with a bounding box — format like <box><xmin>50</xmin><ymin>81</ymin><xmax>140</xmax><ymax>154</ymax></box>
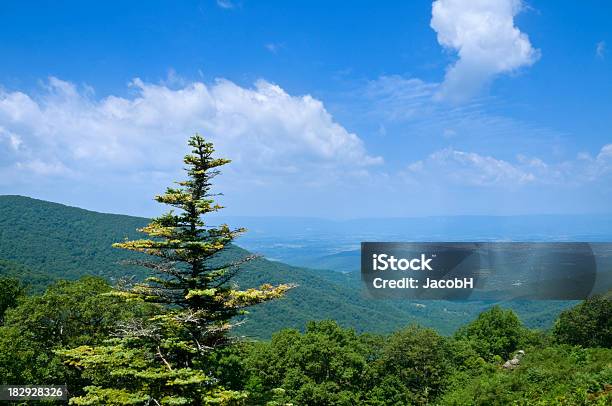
<box><xmin>61</xmin><ymin>134</ymin><xmax>293</xmax><ymax>405</ymax></box>
<box><xmin>113</xmin><ymin>134</ymin><xmax>291</xmax><ymax>349</ymax></box>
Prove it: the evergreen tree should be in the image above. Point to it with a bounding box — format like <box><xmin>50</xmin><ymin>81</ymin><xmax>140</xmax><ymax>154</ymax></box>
<box><xmin>61</xmin><ymin>134</ymin><xmax>292</xmax><ymax>405</ymax></box>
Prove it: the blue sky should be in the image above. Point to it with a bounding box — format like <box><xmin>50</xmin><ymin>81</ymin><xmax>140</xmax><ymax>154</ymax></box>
<box><xmin>0</xmin><ymin>0</ymin><xmax>611</xmax><ymax>218</ymax></box>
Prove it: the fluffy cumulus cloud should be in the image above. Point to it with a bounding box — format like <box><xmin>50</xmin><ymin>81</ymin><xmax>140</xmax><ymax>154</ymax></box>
<box><xmin>431</xmin><ymin>0</ymin><xmax>540</xmax><ymax>101</ymax></box>
<box><xmin>0</xmin><ymin>77</ymin><xmax>381</xmax><ymax>185</ymax></box>
<box><xmin>405</xmin><ymin>145</ymin><xmax>612</xmax><ymax>188</ymax></box>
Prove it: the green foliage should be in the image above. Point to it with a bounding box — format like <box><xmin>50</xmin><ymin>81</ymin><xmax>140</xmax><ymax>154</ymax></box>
<box><xmin>0</xmin><ymin>276</ymin><xmax>25</xmax><ymax>324</ymax></box>
<box><xmin>370</xmin><ymin>325</ymin><xmax>453</xmax><ymax>404</ymax></box>
<box><xmin>238</xmin><ymin>321</ymin><xmax>460</xmax><ymax>405</ymax></box>
<box><xmin>0</xmin><ymin>277</ymin><xmax>154</xmax><ymax>390</ymax></box>
<box><xmin>0</xmin><ymin>257</ymin><xmax>56</xmax><ymax>293</ymax></box>
<box><xmin>455</xmin><ymin>306</ymin><xmax>528</xmax><ymax>361</ymax></box>
<box><xmin>0</xmin><ymin>277</ymin><xmax>610</xmax><ymax>405</ymax></box>
<box><xmin>220</xmin><ymin>314</ymin><xmax>611</xmax><ymax>405</ymax></box>
<box><xmin>60</xmin><ymin>339</ymin><xmax>246</xmax><ymax>406</ymax></box>
<box><xmin>243</xmin><ymin>320</ymin><xmax>377</xmax><ymax>405</ymax></box>
<box><xmin>438</xmin><ymin>345</ymin><xmax>612</xmax><ymax>405</ymax></box>
<box><xmin>0</xmin><ymin>195</ymin><xmax>149</xmax><ymax>281</ymax></box>
<box><xmin>553</xmin><ymin>294</ymin><xmax>612</xmax><ymax>348</ymax></box>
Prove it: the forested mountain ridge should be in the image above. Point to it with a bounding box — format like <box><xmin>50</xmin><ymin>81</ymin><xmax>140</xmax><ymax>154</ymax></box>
<box><xmin>0</xmin><ymin>195</ymin><xmax>149</xmax><ymax>282</ymax></box>
<box><xmin>0</xmin><ymin>195</ymin><xmax>574</xmax><ymax>338</ymax></box>
<box><xmin>0</xmin><ymin>195</ymin><xmax>431</xmax><ymax>337</ymax></box>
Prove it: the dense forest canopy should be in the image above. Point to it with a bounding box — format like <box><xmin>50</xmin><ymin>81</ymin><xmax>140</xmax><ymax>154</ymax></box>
<box><xmin>1</xmin><ymin>276</ymin><xmax>611</xmax><ymax>404</ymax></box>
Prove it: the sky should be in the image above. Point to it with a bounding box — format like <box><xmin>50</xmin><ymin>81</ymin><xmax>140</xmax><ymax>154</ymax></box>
<box><xmin>0</xmin><ymin>0</ymin><xmax>611</xmax><ymax>218</ymax></box>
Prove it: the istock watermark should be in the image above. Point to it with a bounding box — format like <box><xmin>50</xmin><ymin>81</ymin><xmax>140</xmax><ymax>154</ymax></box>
<box><xmin>371</xmin><ymin>253</ymin><xmax>434</xmax><ymax>271</ymax></box>
<box><xmin>361</xmin><ymin>242</ymin><xmax>612</xmax><ymax>300</ymax></box>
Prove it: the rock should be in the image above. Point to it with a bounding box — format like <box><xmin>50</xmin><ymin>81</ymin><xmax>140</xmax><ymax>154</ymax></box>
<box><xmin>502</xmin><ymin>350</ymin><xmax>525</xmax><ymax>369</ymax></box>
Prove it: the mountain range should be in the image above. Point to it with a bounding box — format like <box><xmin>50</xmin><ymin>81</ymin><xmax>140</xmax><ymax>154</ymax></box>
<box><xmin>0</xmin><ymin>195</ymin><xmax>579</xmax><ymax>338</ymax></box>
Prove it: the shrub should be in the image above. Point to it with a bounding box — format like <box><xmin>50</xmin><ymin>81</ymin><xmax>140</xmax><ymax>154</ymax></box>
<box><xmin>553</xmin><ymin>295</ymin><xmax>612</xmax><ymax>348</ymax></box>
<box><xmin>455</xmin><ymin>306</ymin><xmax>526</xmax><ymax>362</ymax></box>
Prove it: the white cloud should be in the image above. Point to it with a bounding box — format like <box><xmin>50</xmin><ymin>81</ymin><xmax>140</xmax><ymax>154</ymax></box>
<box><xmin>596</xmin><ymin>41</ymin><xmax>606</xmax><ymax>59</ymax></box>
<box><xmin>577</xmin><ymin>144</ymin><xmax>612</xmax><ymax>181</ymax></box>
<box><xmin>216</xmin><ymin>0</ymin><xmax>234</xmax><ymax>9</ymax></box>
<box><xmin>0</xmin><ymin>77</ymin><xmax>381</xmax><ymax>184</ymax></box>
<box><xmin>16</xmin><ymin>159</ymin><xmax>70</xmax><ymax>176</ymax></box>
<box><xmin>442</xmin><ymin>128</ymin><xmax>457</xmax><ymax>138</ymax></box>
<box><xmin>362</xmin><ymin>76</ymin><xmax>439</xmax><ymax>121</ymax></box>
<box><xmin>358</xmin><ymin>75</ymin><xmax>562</xmax><ymax>149</ymax></box>
<box><xmin>407</xmin><ymin>148</ymin><xmax>535</xmax><ymax>186</ymax></box>
<box><xmin>431</xmin><ymin>0</ymin><xmax>540</xmax><ymax>101</ymax></box>
<box><xmin>0</xmin><ymin>127</ymin><xmax>22</xmax><ymax>150</ymax></box>
<box><xmin>405</xmin><ymin>145</ymin><xmax>612</xmax><ymax>187</ymax></box>
<box><xmin>265</xmin><ymin>43</ymin><xmax>281</xmax><ymax>54</ymax></box>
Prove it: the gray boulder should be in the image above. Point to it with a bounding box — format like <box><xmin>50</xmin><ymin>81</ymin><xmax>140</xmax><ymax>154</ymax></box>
<box><xmin>502</xmin><ymin>350</ymin><xmax>525</xmax><ymax>369</ymax></box>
